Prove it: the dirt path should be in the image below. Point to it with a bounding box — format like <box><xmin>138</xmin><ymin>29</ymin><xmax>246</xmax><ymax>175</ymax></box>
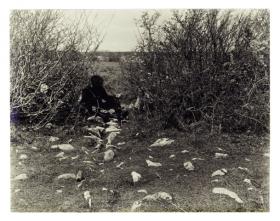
<box><xmin>10</xmin><ymin>121</ymin><xmax>269</xmax><ymax>212</ymax></box>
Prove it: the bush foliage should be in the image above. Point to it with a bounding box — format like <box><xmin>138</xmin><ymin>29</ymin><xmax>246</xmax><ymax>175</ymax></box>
<box><xmin>122</xmin><ymin>10</ymin><xmax>269</xmax><ymax>134</ymax></box>
<box><xmin>10</xmin><ymin>10</ymin><xmax>102</xmax><ymax>128</ymax></box>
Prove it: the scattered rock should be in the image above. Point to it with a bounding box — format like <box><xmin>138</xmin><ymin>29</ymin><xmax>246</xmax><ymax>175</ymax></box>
<box><xmin>181</xmin><ymin>150</ymin><xmax>189</xmax><ymax>153</ymax></box>
<box><xmin>49</xmin><ymin>136</ymin><xmax>60</xmax><ymax>142</ymax></box>
<box><xmin>150</xmin><ymin>138</ymin><xmax>174</xmax><ymax>147</ymax></box>
<box><xmin>71</xmin><ymin>155</ymin><xmax>79</xmax><ymax>160</ymax></box>
<box><xmin>211</xmin><ymin>169</ymin><xmax>227</xmax><ymax>177</ymax></box>
<box><xmin>19</xmin><ymin>154</ymin><xmax>28</xmax><ymax>160</ymax></box>
<box><xmin>55</xmin><ymin>152</ymin><xmax>65</xmax><ymax>158</ymax></box>
<box><xmin>51</xmin><ymin>144</ymin><xmax>75</xmax><ymax>152</ymax></box>
<box><xmin>137</xmin><ymin>189</ymin><xmax>148</xmax><ymax>194</ymax></box>
<box><xmin>14</xmin><ymin>173</ymin><xmax>28</xmax><ymax>180</ymax></box>
<box><xmin>105</xmin><ymin>125</ymin><xmax>121</xmax><ymax>133</ymax></box>
<box><xmin>76</xmin><ymin>170</ymin><xmax>84</xmax><ymax>182</ymax></box>
<box><xmin>31</xmin><ymin>146</ymin><xmax>39</xmax><ymax>151</ymax></box>
<box><xmin>212</xmin><ymin>187</ymin><xmax>243</xmax><ymax>204</ymax></box>
<box><xmin>238</xmin><ymin>167</ymin><xmax>249</xmax><ymax>172</ymax></box>
<box><xmin>57</xmin><ymin>173</ymin><xmax>76</xmax><ymax>180</ymax></box>
<box><xmin>143</xmin><ymin>192</ymin><xmax>173</xmax><ymax>202</ymax></box>
<box><xmin>245</xmin><ymin>158</ymin><xmax>251</xmax><ymax>162</ymax></box>
<box><xmin>216</xmin><ymin>147</ymin><xmax>225</xmax><ymax>151</ymax></box>
<box><xmin>116</xmin><ymin>162</ymin><xmax>124</xmax><ymax>169</ymax></box>
<box><xmin>106</xmin><ymin>121</ymin><xmax>119</xmax><ymax>127</ymax></box>
<box><xmin>117</xmin><ymin>142</ymin><xmax>126</xmax><ymax>146</ymax></box>
<box><xmin>169</xmin><ymin>154</ymin><xmax>176</xmax><ymax>159</ymax></box>
<box><xmin>104</xmin><ymin>149</ymin><xmax>115</xmax><ymax>162</ymax></box>
<box><xmin>107</xmin><ymin>132</ymin><xmax>120</xmax><ymax>145</ymax></box>
<box><xmin>183</xmin><ymin>161</ymin><xmax>194</xmax><ymax>171</ymax></box>
<box><xmin>14</xmin><ymin>189</ymin><xmax>21</xmax><ymax>193</ymax></box>
<box><xmin>102</xmin><ymin>187</ymin><xmax>108</xmax><ymax>191</ymax></box>
<box><xmin>148</xmin><ymin>155</ymin><xmax>153</xmax><ymax>159</ymax></box>
<box><xmin>83</xmin><ymin>191</ymin><xmax>92</xmax><ymax>208</ymax></box>
<box><xmin>56</xmin><ymin>189</ymin><xmax>63</xmax><ymax>194</ymax></box>
<box><xmin>214</xmin><ymin>153</ymin><xmax>229</xmax><ymax>159</ymax></box>
<box><xmin>146</xmin><ymin>159</ymin><xmax>162</xmax><ymax>167</ymax></box>
<box><xmin>211</xmin><ymin>179</ymin><xmax>220</xmax><ymax>183</ymax></box>
<box><xmin>264</xmin><ymin>153</ymin><xmax>269</xmax><ymax>157</ymax></box>
<box><xmin>131</xmin><ymin>200</ymin><xmax>142</xmax><ymax>212</ymax></box>
<box><xmin>192</xmin><ymin>157</ymin><xmax>204</xmax><ymax>161</ymax></box>
<box><xmin>243</xmin><ymin>178</ymin><xmax>252</xmax><ymax>185</ymax></box>
<box><xmin>131</xmin><ymin>171</ymin><xmax>142</xmax><ymax>183</ymax></box>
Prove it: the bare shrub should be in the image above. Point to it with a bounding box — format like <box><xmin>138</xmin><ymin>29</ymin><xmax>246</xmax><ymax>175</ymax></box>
<box><xmin>122</xmin><ymin>10</ymin><xmax>269</xmax><ymax>134</ymax></box>
<box><xmin>10</xmin><ymin>10</ymin><xmax>103</xmax><ymax>128</ymax></box>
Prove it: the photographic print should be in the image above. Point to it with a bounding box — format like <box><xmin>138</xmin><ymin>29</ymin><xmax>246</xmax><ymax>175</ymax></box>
<box><xmin>10</xmin><ymin>9</ymin><xmax>269</xmax><ymax>212</ymax></box>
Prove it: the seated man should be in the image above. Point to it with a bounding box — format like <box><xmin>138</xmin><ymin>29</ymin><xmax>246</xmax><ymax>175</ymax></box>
<box><xmin>79</xmin><ymin>75</ymin><xmax>123</xmax><ymax>122</ymax></box>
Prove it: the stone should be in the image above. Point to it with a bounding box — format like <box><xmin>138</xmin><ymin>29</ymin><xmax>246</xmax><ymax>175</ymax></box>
<box><xmin>105</xmin><ymin>125</ymin><xmax>121</xmax><ymax>133</ymax></box>
<box><xmin>131</xmin><ymin>200</ymin><xmax>142</xmax><ymax>212</ymax></box>
<box><xmin>19</xmin><ymin>154</ymin><xmax>28</xmax><ymax>160</ymax></box>
<box><xmin>107</xmin><ymin>132</ymin><xmax>120</xmax><ymax>145</ymax></box>
<box><xmin>181</xmin><ymin>150</ymin><xmax>189</xmax><ymax>153</ymax></box>
<box><xmin>212</xmin><ymin>187</ymin><xmax>243</xmax><ymax>204</ymax></box>
<box><xmin>51</xmin><ymin>144</ymin><xmax>75</xmax><ymax>152</ymax></box>
<box><xmin>150</xmin><ymin>138</ymin><xmax>174</xmax><ymax>147</ymax></box>
<box><xmin>49</xmin><ymin>136</ymin><xmax>60</xmax><ymax>142</ymax></box>
<box><xmin>14</xmin><ymin>173</ymin><xmax>28</xmax><ymax>180</ymax></box>
<box><xmin>214</xmin><ymin>153</ymin><xmax>229</xmax><ymax>159</ymax></box>
<box><xmin>131</xmin><ymin>171</ymin><xmax>142</xmax><ymax>183</ymax></box>
<box><xmin>146</xmin><ymin>159</ymin><xmax>162</xmax><ymax>167</ymax></box>
<box><xmin>169</xmin><ymin>154</ymin><xmax>176</xmax><ymax>158</ymax></box>
<box><xmin>137</xmin><ymin>189</ymin><xmax>148</xmax><ymax>194</ymax></box>
<box><xmin>104</xmin><ymin>149</ymin><xmax>115</xmax><ymax>162</ymax></box>
<box><xmin>57</xmin><ymin>173</ymin><xmax>76</xmax><ymax>180</ymax></box>
<box><xmin>143</xmin><ymin>192</ymin><xmax>173</xmax><ymax>202</ymax></box>
<box><xmin>55</xmin><ymin>152</ymin><xmax>65</xmax><ymax>158</ymax></box>
<box><xmin>211</xmin><ymin>168</ymin><xmax>227</xmax><ymax>177</ymax></box>
<box><xmin>183</xmin><ymin>161</ymin><xmax>194</xmax><ymax>171</ymax></box>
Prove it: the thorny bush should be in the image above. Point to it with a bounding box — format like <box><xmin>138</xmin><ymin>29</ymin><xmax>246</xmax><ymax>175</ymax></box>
<box><xmin>10</xmin><ymin>10</ymin><xmax>103</xmax><ymax>128</ymax></box>
<box><xmin>121</xmin><ymin>10</ymin><xmax>269</xmax><ymax>134</ymax></box>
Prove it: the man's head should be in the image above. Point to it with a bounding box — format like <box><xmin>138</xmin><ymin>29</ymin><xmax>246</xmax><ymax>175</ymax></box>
<box><xmin>91</xmin><ymin>75</ymin><xmax>104</xmax><ymax>88</ymax></box>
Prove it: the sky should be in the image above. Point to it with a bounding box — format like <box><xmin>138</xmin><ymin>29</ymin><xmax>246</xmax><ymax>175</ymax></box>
<box><xmin>63</xmin><ymin>10</ymin><xmax>173</xmax><ymax>52</ymax></box>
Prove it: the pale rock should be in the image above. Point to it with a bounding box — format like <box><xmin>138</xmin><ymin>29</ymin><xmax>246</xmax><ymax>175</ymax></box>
<box><xmin>212</xmin><ymin>187</ymin><xmax>243</xmax><ymax>204</ymax></box>
<box><xmin>217</xmin><ymin>147</ymin><xmax>224</xmax><ymax>151</ymax></box>
<box><xmin>169</xmin><ymin>169</ymin><xmax>173</xmax><ymax>171</ymax></box>
<box><xmin>40</xmin><ymin>83</ymin><xmax>49</xmax><ymax>93</ymax></box>
<box><xmin>238</xmin><ymin>167</ymin><xmax>249</xmax><ymax>172</ymax></box>
<box><xmin>19</xmin><ymin>154</ymin><xmax>28</xmax><ymax>160</ymax></box>
<box><xmin>56</xmin><ymin>189</ymin><xmax>63</xmax><ymax>193</ymax></box>
<box><xmin>105</xmin><ymin>125</ymin><xmax>121</xmax><ymax>133</ymax></box>
<box><xmin>146</xmin><ymin>159</ymin><xmax>162</xmax><ymax>167</ymax></box>
<box><xmin>117</xmin><ymin>142</ymin><xmax>126</xmax><ymax>146</ymax></box>
<box><xmin>14</xmin><ymin>174</ymin><xmax>28</xmax><ymax>180</ymax></box>
<box><xmin>148</xmin><ymin>155</ymin><xmax>153</xmax><ymax>159</ymax></box>
<box><xmin>102</xmin><ymin>187</ymin><xmax>108</xmax><ymax>191</ymax></box>
<box><xmin>264</xmin><ymin>153</ymin><xmax>269</xmax><ymax>157</ymax></box>
<box><xmin>181</xmin><ymin>150</ymin><xmax>189</xmax><ymax>153</ymax></box>
<box><xmin>45</xmin><ymin>123</ymin><xmax>53</xmax><ymax>129</ymax></box>
<box><xmin>211</xmin><ymin>168</ymin><xmax>227</xmax><ymax>177</ymax></box>
<box><xmin>131</xmin><ymin>171</ymin><xmax>142</xmax><ymax>183</ymax></box>
<box><xmin>143</xmin><ymin>192</ymin><xmax>173</xmax><ymax>202</ymax></box>
<box><xmin>116</xmin><ymin>162</ymin><xmax>124</xmax><ymax>169</ymax></box>
<box><xmin>150</xmin><ymin>138</ymin><xmax>174</xmax><ymax>147</ymax></box>
<box><xmin>15</xmin><ymin>189</ymin><xmax>21</xmax><ymax>193</ymax></box>
<box><xmin>49</xmin><ymin>136</ymin><xmax>60</xmax><ymax>142</ymax></box>
<box><xmin>107</xmin><ymin>132</ymin><xmax>120</xmax><ymax>145</ymax></box>
<box><xmin>100</xmin><ymin>169</ymin><xmax>105</xmax><ymax>173</ymax></box>
<box><xmin>183</xmin><ymin>161</ymin><xmax>194</xmax><ymax>171</ymax></box>
<box><xmin>137</xmin><ymin>189</ymin><xmax>148</xmax><ymax>194</ymax></box>
<box><xmin>131</xmin><ymin>200</ymin><xmax>142</xmax><ymax>212</ymax></box>
<box><xmin>214</xmin><ymin>153</ymin><xmax>229</xmax><ymax>159</ymax></box>
<box><xmin>244</xmin><ymin>178</ymin><xmax>252</xmax><ymax>185</ymax></box>
<box><xmin>55</xmin><ymin>152</ymin><xmax>65</xmax><ymax>158</ymax></box>
<box><xmin>106</xmin><ymin>120</ymin><xmax>119</xmax><ymax>127</ymax></box>
<box><xmin>211</xmin><ymin>179</ymin><xmax>220</xmax><ymax>183</ymax></box>
<box><xmin>245</xmin><ymin>158</ymin><xmax>251</xmax><ymax>162</ymax></box>
<box><xmin>87</xmin><ymin>115</ymin><xmax>104</xmax><ymax>123</ymax></box>
<box><xmin>31</xmin><ymin>146</ymin><xmax>39</xmax><ymax>151</ymax></box>
<box><xmin>51</xmin><ymin>144</ymin><xmax>75</xmax><ymax>152</ymax></box>
<box><xmin>71</xmin><ymin>155</ymin><xmax>79</xmax><ymax>160</ymax></box>
<box><xmin>104</xmin><ymin>149</ymin><xmax>115</xmax><ymax>162</ymax></box>
<box><xmin>169</xmin><ymin>154</ymin><xmax>175</xmax><ymax>158</ymax></box>
<box><xmin>57</xmin><ymin>173</ymin><xmax>76</xmax><ymax>180</ymax></box>
<box><xmin>192</xmin><ymin>157</ymin><xmax>204</xmax><ymax>161</ymax></box>
<box><xmin>83</xmin><ymin>191</ymin><xmax>92</xmax><ymax>208</ymax></box>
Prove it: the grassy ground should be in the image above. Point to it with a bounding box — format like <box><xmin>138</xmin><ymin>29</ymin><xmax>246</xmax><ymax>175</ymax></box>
<box><xmin>10</xmin><ymin>119</ymin><xmax>269</xmax><ymax>212</ymax></box>
<box><xmin>10</xmin><ymin>62</ymin><xmax>269</xmax><ymax>212</ymax></box>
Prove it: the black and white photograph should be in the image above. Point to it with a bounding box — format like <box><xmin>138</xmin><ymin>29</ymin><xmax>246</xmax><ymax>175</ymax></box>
<box><xmin>8</xmin><ymin>5</ymin><xmax>271</xmax><ymax>213</ymax></box>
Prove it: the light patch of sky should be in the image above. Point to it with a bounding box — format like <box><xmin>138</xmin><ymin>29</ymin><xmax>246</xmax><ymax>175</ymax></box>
<box><xmin>62</xmin><ymin>9</ymin><xmax>173</xmax><ymax>52</ymax></box>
